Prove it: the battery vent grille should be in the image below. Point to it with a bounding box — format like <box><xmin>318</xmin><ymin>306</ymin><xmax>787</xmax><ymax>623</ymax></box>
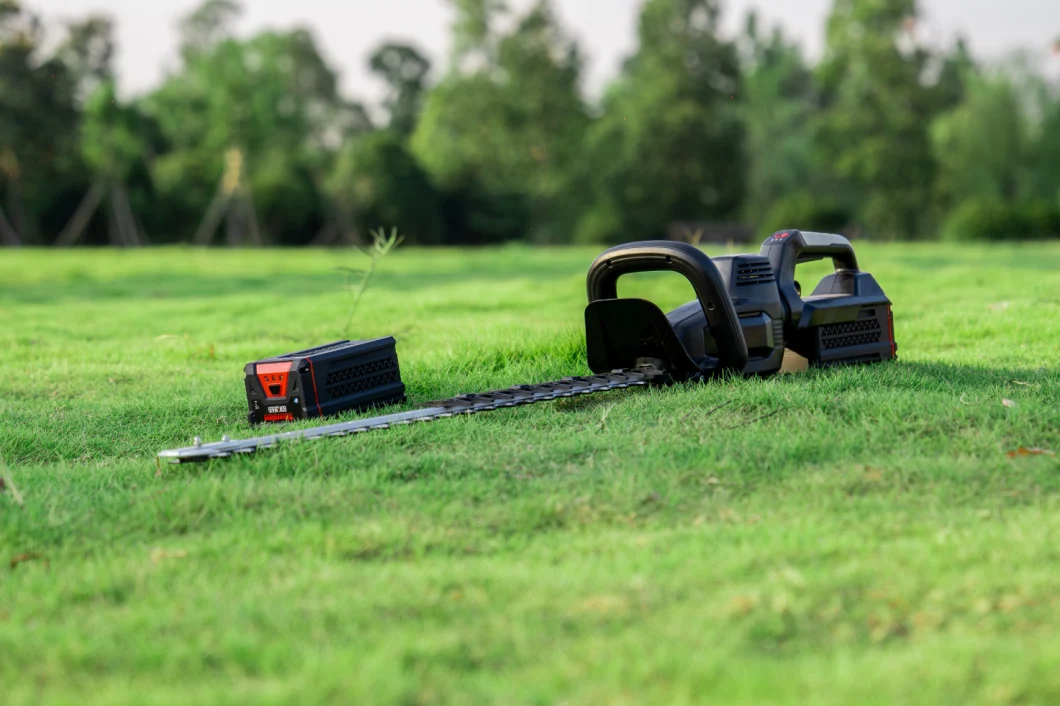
<box><xmin>325</xmin><ymin>357</ymin><xmax>400</xmax><ymax>400</ymax></box>
<box><xmin>735</xmin><ymin>257</ymin><xmax>776</xmax><ymax>287</ymax></box>
<box><xmin>772</xmin><ymin>319</ymin><xmax>785</xmax><ymax>347</ymax></box>
<box><xmin>820</xmin><ymin>318</ymin><xmax>882</xmax><ymax>350</ymax></box>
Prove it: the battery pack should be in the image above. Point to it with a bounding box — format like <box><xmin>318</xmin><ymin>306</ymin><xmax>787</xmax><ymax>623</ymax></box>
<box><xmin>789</xmin><ymin>304</ymin><xmax>897</xmax><ymax>366</ymax></box>
<box><xmin>244</xmin><ymin>338</ymin><xmax>406</xmax><ymax>424</ymax></box>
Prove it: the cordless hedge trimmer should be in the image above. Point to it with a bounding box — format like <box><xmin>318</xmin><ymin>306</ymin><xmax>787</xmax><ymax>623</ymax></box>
<box><xmin>158</xmin><ymin>231</ymin><xmax>897</xmax><ymax>464</ymax></box>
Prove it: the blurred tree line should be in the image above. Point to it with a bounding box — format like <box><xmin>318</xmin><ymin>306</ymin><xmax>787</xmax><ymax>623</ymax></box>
<box><xmin>1</xmin><ymin>0</ymin><xmax>1058</xmax><ymax>247</ymax></box>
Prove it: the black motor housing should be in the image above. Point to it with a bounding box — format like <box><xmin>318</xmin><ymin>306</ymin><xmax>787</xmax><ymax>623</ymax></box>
<box><xmin>584</xmin><ymin>230</ymin><xmax>896</xmax><ymax>380</ymax></box>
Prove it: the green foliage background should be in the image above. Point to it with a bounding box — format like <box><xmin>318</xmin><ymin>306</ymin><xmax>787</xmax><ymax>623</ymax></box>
<box><xmin>1</xmin><ymin>0</ymin><xmax>1059</xmax><ymax>245</ymax></box>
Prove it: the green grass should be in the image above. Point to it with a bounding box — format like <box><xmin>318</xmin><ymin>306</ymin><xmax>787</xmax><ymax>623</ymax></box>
<box><xmin>2</xmin><ymin>242</ymin><xmax>1059</xmax><ymax>706</ymax></box>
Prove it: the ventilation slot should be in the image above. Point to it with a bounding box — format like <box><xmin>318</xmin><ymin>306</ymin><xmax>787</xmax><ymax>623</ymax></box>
<box><xmin>735</xmin><ymin>257</ymin><xmax>776</xmax><ymax>287</ymax></box>
<box><xmin>324</xmin><ymin>357</ymin><xmax>400</xmax><ymax>400</ymax></box>
<box><xmin>819</xmin><ymin>318</ymin><xmax>882</xmax><ymax>350</ymax></box>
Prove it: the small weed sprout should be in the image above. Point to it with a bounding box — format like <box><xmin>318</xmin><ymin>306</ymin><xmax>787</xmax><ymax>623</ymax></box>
<box><xmin>337</xmin><ymin>227</ymin><xmax>404</xmax><ymax>337</ymax></box>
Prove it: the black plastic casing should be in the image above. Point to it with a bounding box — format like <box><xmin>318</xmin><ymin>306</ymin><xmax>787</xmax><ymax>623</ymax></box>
<box><xmin>701</xmin><ymin>253</ymin><xmax>787</xmax><ymax>375</ymax></box>
<box><xmin>585</xmin><ymin>241</ymin><xmax>749</xmax><ymax>381</ymax></box>
<box><xmin>583</xmin><ymin>231</ymin><xmax>897</xmax><ymax>379</ymax></box>
<box><xmin>244</xmin><ymin>338</ymin><xmax>406</xmax><ymax>425</ymax></box>
<box><xmin>759</xmin><ymin>230</ymin><xmax>897</xmax><ymax>366</ymax></box>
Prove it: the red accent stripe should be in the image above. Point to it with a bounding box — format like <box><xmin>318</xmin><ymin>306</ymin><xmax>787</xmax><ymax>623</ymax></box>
<box><xmin>306</xmin><ymin>358</ymin><xmax>324</xmax><ymax>417</ymax></box>
<box><xmin>264</xmin><ymin>413</ymin><xmax>294</xmax><ymax>422</ymax></box>
<box><xmin>887</xmin><ymin>307</ymin><xmax>896</xmax><ymax>358</ymax></box>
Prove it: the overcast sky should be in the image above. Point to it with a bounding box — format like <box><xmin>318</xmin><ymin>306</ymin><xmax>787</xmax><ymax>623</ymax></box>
<box><xmin>28</xmin><ymin>0</ymin><xmax>1060</xmax><ymax>102</ymax></box>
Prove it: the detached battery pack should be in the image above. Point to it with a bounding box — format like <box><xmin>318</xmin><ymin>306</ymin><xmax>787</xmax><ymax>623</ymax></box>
<box><xmin>245</xmin><ymin>338</ymin><xmax>406</xmax><ymax>425</ymax></box>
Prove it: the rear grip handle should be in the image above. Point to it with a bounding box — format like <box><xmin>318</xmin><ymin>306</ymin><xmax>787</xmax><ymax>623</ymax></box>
<box><xmin>586</xmin><ymin>240</ymin><xmax>748</xmax><ymax>374</ymax></box>
<box><xmin>768</xmin><ymin>230</ymin><xmax>860</xmax><ymax>272</ymax></box>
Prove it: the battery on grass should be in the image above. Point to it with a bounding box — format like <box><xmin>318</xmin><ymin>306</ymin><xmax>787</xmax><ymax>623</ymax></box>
<box><xmin>244</xmin><ymin>338</ymin><xmax>405</xmax><ymax>425</ymax></box>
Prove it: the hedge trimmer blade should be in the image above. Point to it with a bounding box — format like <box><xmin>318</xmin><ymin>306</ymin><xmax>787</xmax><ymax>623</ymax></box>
<box><xmin>157</xmin><ymin>369</ymin><xmax>666</xmax><ymax>464</ymax></box>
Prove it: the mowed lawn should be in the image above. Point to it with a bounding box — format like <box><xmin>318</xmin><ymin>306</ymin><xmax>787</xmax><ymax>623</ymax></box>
<box><xmin>2</xmin><ymin>242</ymin><xmax>1059</xmax><ymax>706</ymax></box>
